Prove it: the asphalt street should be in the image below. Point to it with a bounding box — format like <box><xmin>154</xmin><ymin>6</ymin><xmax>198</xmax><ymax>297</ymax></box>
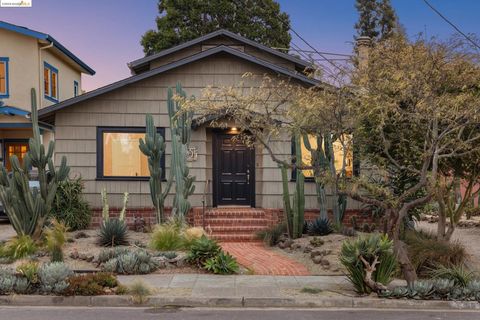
<box><xmin>0</xmin><ymin>307</ymin><xmax>479</xmax><ymax>320</ymax></box>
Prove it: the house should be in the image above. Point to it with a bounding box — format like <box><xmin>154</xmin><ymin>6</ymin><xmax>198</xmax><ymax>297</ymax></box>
<box><xmin>0</xmin><ymin>20</ymin><xmax>95</xmax><ymax>170</ymax></box>
<box><xmin>38</xmin><ymin>30</ymin><xmax>365</xmax><ymax>240</ymax></box>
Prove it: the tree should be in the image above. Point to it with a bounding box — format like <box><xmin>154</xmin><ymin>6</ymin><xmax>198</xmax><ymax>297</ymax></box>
<box><xmin>141</xmin><ymin>0</ymin><xmax>292</xmax><ymax>55</ymax></box>
<box><xmin>354</xmin><ymin>0</ymin><xmax>397</xmax><ymax>41</ymax></box>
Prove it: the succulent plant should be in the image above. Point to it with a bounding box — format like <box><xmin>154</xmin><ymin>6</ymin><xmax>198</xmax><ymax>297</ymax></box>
<box><xmin>187</xmin><ymin>236</ymin><xmax>221</xmax><ymax>267</ymax></box>
<box><xmin>100</xmin><ymin>250</ymin><xmax>158</xmax><ymax>275</ymax></box>
<box><xmin>38</xmin><ymin>262</ymin><xmax>72</xmax><ymax>294</ymax></box>
<box><xmin>204</xmin><ymin>252</ymin><xmax>239</xmax><ymax>275</ymax></box>
<box><xmin>0</xmin><ymin>268</ymin><xmax>16</xmax><ymax>294</ymax></box>
<box><xmin>98</xmin><ymin>219</ymin><xmax>129</xmax><ymax>247</ymax></box>
<box><xmin>308</xmin><ymin>217</ymin><xmax>333</xmax><ymax>236</ymax></box>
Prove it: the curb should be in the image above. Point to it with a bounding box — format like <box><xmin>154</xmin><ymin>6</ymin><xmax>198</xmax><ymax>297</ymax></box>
<box><xmin>1</xmin><ymin>295</ymin><xmax>480</xmax><ymax>310</ymax></box>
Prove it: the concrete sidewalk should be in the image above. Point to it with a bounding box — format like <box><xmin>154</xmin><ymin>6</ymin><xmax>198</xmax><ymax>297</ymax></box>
<box><xmin>117</xmin><ymin>274</ymin><xmax>404</xmax><ymax>299</ymax></box>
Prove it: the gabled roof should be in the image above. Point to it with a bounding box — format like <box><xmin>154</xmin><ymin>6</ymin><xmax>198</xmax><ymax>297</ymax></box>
<box><xmin>0</xmin><ymin>20</ymin><xmax>95</xmax><ymax>75</ymax></box>
<box><xmin>128</xmin><ymin>29</ymin><xmax>312</xmax><ymax>73</ymax></box>
<box><xmin>39</xmin><ymin>45</ymin><xmax>320</xmax><ymax>120</ymax></box>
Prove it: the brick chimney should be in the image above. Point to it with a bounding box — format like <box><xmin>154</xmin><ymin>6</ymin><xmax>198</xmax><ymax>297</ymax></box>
<box><xmin>356</xmin><ymin>36</ymin><xmax>372</xmax><ymax>71</ymax></box>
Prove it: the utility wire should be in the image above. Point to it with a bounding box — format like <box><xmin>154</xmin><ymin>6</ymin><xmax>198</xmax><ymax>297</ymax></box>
<box><xmin>273</xmin><ymin>47</ymin><xmax>352</xmax><ymax>57</ymax></box>
<box><xmin>422</xmin><ymin>0</ymin><xmax>480</xmax><ymax>50</ymax></box>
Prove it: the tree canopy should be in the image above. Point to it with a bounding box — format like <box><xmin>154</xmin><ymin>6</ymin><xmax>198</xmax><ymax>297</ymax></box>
<box><xmin>354</xmin><ymin>0</ymin><xmax>397</xmax><ymax>40</ymax></box>
<box><xmin>141</xmin><ymin>0</ymin><xmax>292</xmax><ymax>55</ymax></box>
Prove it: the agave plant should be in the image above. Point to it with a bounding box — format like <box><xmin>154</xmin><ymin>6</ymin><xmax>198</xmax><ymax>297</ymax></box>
<box><xmin>98</xmin><ymin>219</ymin><xmax>129</xmax><ymax>247</ymax></box>
<box><xmin>187</xmin><ymin>235</ymin><xmax>221</xmax><ymax>267</ymax></box>
<box><xmin>204</xmin><ymin>252</ymin><xmax>239</xmax><ymax>275</ymax></box>
<box><xmin>308</xmin><ymin>217</ymin><xmax>333</xmax><ymax>236</ymax></box>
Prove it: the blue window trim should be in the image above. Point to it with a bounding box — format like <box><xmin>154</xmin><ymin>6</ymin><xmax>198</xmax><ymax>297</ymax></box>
<box><xmin>43</xmin><ymin>61</ymin><xmax>59</xmax><ymax>103</ymax></box>
<box><xmin>0</xmin><ymin>57</ymin><xmax>9</xmax><ymax>98</ymax></box>
<box><xmin>73</xmin><ymin>80</ymin><xmax>79</xmax><ymax>97</ymax></box>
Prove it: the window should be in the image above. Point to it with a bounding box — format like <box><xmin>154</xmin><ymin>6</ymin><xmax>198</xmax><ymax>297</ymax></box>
<box><xmin>4</xmin><ymin>141</ymin><xmax>29</xmax><ymax>171</ymax></box>
<box><xmin>0</xmin><ymin>57</ymin><xmax>9</xmax><ymax>98</ymax></box>
<box><xmin>97</xmin><ymin>127</ymin><xmax>165</xmax><ymax>180</ymax></box>
<box><xmin>293</xmin><ymin>134</ymin><xmax>354</xmax><ymax>180</ymax></box>
<box><xmin>73</xmin><ymin>81</ymin><xmax>79</xmax><ymax>97</ymax></box>
<box><xmin>44</xmin><ymin>62</ymin><xmax>59</xmax><ymax>102</ymax></box>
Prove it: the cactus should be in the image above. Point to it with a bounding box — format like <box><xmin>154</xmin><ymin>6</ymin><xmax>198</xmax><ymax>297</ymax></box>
<box><xmin>139</xmin><ymin>114</ymin><xmax>172</xmax><ymax>224</ymax></box>
<box><xmin>280</xmin><ymin>134</ymin><xmax>305</xmax><ymax>239</ymax></box>
<box><xmin>167</xmin><ymin>83</ymin><xmax>196</xmax><ymax>221</ymax></box>
<box><xmin>0</xmin><ymin>89</ymin><xmax>69</xmax><ymax>239</ymax></box>
<box><xmin>100</xmin><ymin>188</ymin><xmax>128</xmax><ymax>223</ymax></box>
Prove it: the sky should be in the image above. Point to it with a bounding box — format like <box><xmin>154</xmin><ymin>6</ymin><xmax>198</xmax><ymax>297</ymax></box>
<box><xmin>1</xmin><ymin>0</ymin><xmax>479</xmax><ymax>92</ymax></box>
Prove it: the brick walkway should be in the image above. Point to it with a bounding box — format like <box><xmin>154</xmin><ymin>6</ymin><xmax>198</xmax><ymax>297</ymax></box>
<box><xmin>221</xmin><ymin>242</ymin><xmax>310</xmax><ymax>276</ymax></box>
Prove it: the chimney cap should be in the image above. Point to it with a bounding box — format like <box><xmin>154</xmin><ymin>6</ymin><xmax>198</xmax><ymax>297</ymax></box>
<box><xmin>356</xmin><ymin>36</ymin><xmax>372</xmax><ymax>47</ymax></box>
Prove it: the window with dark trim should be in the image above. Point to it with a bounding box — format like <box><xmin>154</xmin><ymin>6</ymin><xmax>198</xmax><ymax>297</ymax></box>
<box><xmin>73</xmin><ymin>80</ymin><xmax>79</xmax><ymax>97</ymax></box>
<box><xmin>44</xmin><ymin>62</ymin><xmax>59</xmax><ymax>102</ymax></box>
<box><xmin>0</xmin><ymin>57</ymin><xmax>9</xmax><ymax>98</ymax></box>
<box><xmin>291</xmin><ymin>134</ymin><xmax>357</xmax><ymax>181</ymax></box>
<box><xmin>96</xmin><ymin>127</ymin><xmax>165</xmax><ymax>180</ymax></box>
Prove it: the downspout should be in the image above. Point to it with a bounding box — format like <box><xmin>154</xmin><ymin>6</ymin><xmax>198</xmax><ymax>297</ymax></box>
<box><xmin>37</xmin><ymin>41</ymin><xmax>54</xmax><ymax>144</ymax></box>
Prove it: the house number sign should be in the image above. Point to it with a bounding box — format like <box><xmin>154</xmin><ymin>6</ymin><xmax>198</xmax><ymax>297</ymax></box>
<box><xmin>187</xmin><ymin>146</ymin><xmax>198</xmax><ymax>161</ymax></box>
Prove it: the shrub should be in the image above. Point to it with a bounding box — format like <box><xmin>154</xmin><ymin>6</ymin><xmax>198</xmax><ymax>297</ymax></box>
<box><xmin>44</xmin><ymin>219</ymin><xmax>68</xmax><ymax>262</ymax></box>
<box><xmin>100</xmin><ymin>249</ymin><xmax>158</xmax><ymax>275</ymax></box>
<box><xmin>256</xmin><ymin>223</ymin><xmax>286</xmax><ymax>246</ymax></box>
<box><xmin>204</xmin><ymin>252</ymin><xmax>239</xmax><ymax>274</ymax></box>
<box><xmin>1</xmin><ymin>235</ymin><xmax>37</xmax><ymax>260</ymax></box>
<box><xmin>429</xmin><ymin>264</ymin><xmax>477</xmax><ymax>287</ymax></box>
<box><xmin>149</xmin><ymin>224</ymin><xmax>184</xmax><ymax>251</ymax></box>
<box><xmin>0</xmin><ymin>268</ymin><xmax>17</xmax><ymax>294</ymax></box>
<box><xmin>98</xmin><ymin>219</ymin><xmax>129</xmax><ymax>247</ymax></box>
<box><xmin>182</xmin><ymin>227</ymin><xmax>206</xmax><ymax>249</ymax></box>
<box><xmin>340</xmin><ymin>234</ymin><xmax>397</xmax><ymax>294</ymax></box>
<box><xmin>128</xmin><ymin>279</ymin><xmax>153</xmax><ymax>304</ymax></box>
<box><xmin>405</xmin><ymin>230</ymin><xmax>466</xmax><ymax>277</ymax></box>
<box><xmin>50</xmin><ymin>177</ymin><xmax>91</xmax><ymax>231</ymax></box>
<box><xmin>38</xmin><ymin>262</ymin><xmax>73</xmax><ymax>294</ymax></box>
<box><xmin>308</xmin><ymin>217</ymin><xmax>333</xmax><ymax>236</ymax></box>
<box><xmin>187</xmin><ymin>235</ymin><xmax>221</xmax><ymax>267</ymax></box>
<box><xmin>66</xmin><ymin>272</ymin><xmax>118</xmax><ymax>296</ymax></box>
<box><xmin>16</xmin><ymin>261</ymin><xmax>39</xmax><ymax>284</ymax></box>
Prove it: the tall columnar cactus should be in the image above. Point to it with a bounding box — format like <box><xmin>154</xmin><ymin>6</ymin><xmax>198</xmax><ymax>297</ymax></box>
<box><xmin>139</xmin><ymin>114</ymin><xmax>172</xmax><ymax>223</ymax></box>
<box><xmin>0</xmin><ymin>88</ymin><xmax>69</xmax><ymax>239</ymax></box>
<box><xmin>302</xmin><ymin>134</ymin><xmax>329</xmax><ymax>219</ymax></box>
<box><xmin>280</xmin><ymin>134</ymin><xmax>305</xmax><ymax>239</ymax></box>
<box><xmin>100</xmin><ymin>188</ymin><xmax>129</xmax><ymax>222</ymax></box>
<box><xmin>167</xmin><ymin>83</ymin><xmax>196</xmax><ymax>220</ymax></box>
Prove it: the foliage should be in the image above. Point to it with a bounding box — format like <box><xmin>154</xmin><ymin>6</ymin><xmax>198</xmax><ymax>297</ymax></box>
<box><xmin>182</xmin><ymin>227</ymin><xmax>206</xmax><ymax>249</ymax></box>
<box><xmin>0</xmin><ymin>268</ymin><xmax>18</xmax><ymax>294</ymax></box>
<box><xmin>256</xmin><ymin>223</ymin><xmax>286</xmax><ymax>246</ymax></box>
<box><xmin>429</xmin><ymin>264</ymin><xmax>477</xmax><ymax>288</ymax></box>
<box><xmin>97</xmin><ymin>247</ymin><xmax>129</xmax><ymax>264</ymax></box>
<box><xmin>16</xmin><ymin>261</ymin><xmax>39</xmax><ymax>284</ymax></box>
<box><xmin>354</xmin><ymin>0</ymin><xmax>398</xmax><ymax>41</ymax></box>
<box><xmin>149</xmin><ymin>223</ymin><xmax>184</xmax><ymax>251</ymax></box>
<box><xmin>1</xmin><ymin>235</ymin><xmax>37</xmax><ymax>260</ymax></box>
<box><xmin>141</xmin><ymin>0</ymin><xmax>291</xmax><ymax>55</ymax></box>
<box><xmin>98</xmin><ymin>219</ymin><xmax>129</xmax><ymax>247</ymax></box>
<box><xmin>139</xmin><ymin>114</ymin><xmax>171</xmax><ymax>224</ymax></box>
<box><xmin>307</xmin><ymin>217</ymin><xmax>333</xmax><ymax>236</ymax></box>
<box><xmin>405</xmin><ymin>230</ymin><xmax>466</xmax><ymax>277</ymax></box>
<box><xmin>168</xmin><ymin>83</ymin><xmax>195</xmax><ymax>220</ymax></box>
<box><xmin>310</xmin><ymin>237</ymin><xmax>324</xmax><ymax>247</ymax></box>
<box><xmin>0</xmin><ymin>88</ymin><xmax>69</xmax><ymax>239</ymax></box>
<box><xmin>127</xmin><ymin>279</ymin><xmax>153</xmax><ymax>304</ymax></box>
<box><xmin>100</xmin><ymin>249</ymin><xmax>158</xmax><ymax>275</ymax></box>
<box><xmin>340</xmin><ymin>234</ymin><xmax>397</xmax><ymax>294</ymax></box>
<box><xmin>187</xmin><ymin>235</ymin><xmax>221</xmax><ymax>267</ymax></box>
<box><xmin>66</xmin><ymin>272</ymin><xmax>117</xmax><ymax>296</ymax></box>
<box><xmin>44</xmin><ymin>219</ymin><xmax>68</xmax><ymax>262</ymax></box>
<box><xmin>50</xmin><ymin>177</ymin><xmax>91</xmax><ymax>231</ymax></box>
<box><xmin>204</xmin><ymin>251</ymin><xmax>239</xmax><ymax>274</ymax></box>
<box><xmin>38</xmin><ymin>262</ymin><xmax>73</xmax><ymax>294</ymax></box>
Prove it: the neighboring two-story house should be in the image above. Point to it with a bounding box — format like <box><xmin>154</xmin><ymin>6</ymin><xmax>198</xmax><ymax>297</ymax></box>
<box><xmin>0</xmin><ymin>20</ymin><xmax>95</xmax><ymax>170</ymax></box>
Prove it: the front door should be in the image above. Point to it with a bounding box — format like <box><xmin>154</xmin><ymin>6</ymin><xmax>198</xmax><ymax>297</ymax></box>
<box><xmin>4</xmin><ymin>141</ymin><xmax>29</xmax><ymax>171</ymax></box>
<box><xmin>213</xmin><ymin>132</ymin><xmax>255</xmax><ymax>206</ymax></box>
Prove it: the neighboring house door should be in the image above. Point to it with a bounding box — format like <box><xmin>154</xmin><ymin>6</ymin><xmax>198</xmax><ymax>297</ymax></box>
<box><xmin>4</xmin><ymin>141</ymin><xmax>29</xmax><ymax>171</ymax></box>
<box><xmin>213</xmin><ymin>131</ymin><xmax>255</xmax><ymax>206</ymax></box>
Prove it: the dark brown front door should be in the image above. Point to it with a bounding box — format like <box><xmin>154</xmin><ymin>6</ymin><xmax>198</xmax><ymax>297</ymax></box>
<box><xmin>213</xmin><ymin>132</ymin><xmax>255</xmax><ymax>206</ymax></box>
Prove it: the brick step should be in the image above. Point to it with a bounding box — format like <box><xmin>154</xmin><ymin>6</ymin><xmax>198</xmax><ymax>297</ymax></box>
<box><xmin>211</xmin><ymin>233</ymin><xmax>260</xmax><ymax>242</ymax></box>
<box><xmin>204</xmin><ymin>212</ymin><xmax>266</xmax><ymax>219</ymax></box>
<box><xmin>208</xmin><ymin>225</ymin><xmax>267</xmax><ymax>233</ymax></box>
<box><xmin>203</xmin><ymin>218</ymin><xmax>268</xmax><ymax>226</ymax></box>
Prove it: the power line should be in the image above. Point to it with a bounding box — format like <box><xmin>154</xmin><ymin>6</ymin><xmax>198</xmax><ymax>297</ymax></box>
<box><xmin>273</xmin><ymin>47</ymin><xmax>352</xmax><ymax>57</ymax></box>
<box><xmin>422</xmin><ymin>0</ymin><xmax>480</xmax><ymax>50</ymax></box>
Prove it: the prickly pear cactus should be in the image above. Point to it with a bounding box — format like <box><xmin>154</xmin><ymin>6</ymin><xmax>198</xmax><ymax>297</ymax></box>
<box><xmin>0</xmin><ymin>88</ymin><xmax>69</xmax><ymax>239</ymax></box>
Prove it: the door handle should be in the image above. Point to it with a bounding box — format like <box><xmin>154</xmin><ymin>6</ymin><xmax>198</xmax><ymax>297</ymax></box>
<box><xmin>246</xmin><ymin>169</ymin><xmax>250</xmax><ymax>184</ymax></box>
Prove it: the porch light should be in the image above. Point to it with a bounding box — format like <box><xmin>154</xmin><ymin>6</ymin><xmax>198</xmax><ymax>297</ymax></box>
<box><xmin>231</xmin><ymin>127</ymin><xmax>238</xmax><ymax>131</ymax></box>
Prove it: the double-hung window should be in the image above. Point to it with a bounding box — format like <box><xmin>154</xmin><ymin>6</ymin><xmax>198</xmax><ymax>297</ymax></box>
<box><xmin>97</xmin><ymin>127</ymin><xmax>165</xmax><ymax>180</ymax></box>
<box><xmin>0</xmin><ymin>57</ymin><xmax>9</xmax><ymax>98</ymax></box>
<box><xmin>44</xmin><ymin>62</ymin><xmax>59</xmax><ymax>102</ymax></box>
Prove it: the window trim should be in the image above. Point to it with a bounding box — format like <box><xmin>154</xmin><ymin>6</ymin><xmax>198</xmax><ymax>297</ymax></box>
<box><xmin>73</xmin><ymin>80</ymin><xmax>79</xmax><ymax>97</ymax></box>
<box><xmin>96</xmin><ymin>126</ymin><xmax>166</xmax><ymax>181</ymax></box>
<box><xmin>0</xmin><ymin>57</ymin><xmax>10</xmax><ymax>98</ymax></box>
<box><xmin>290</xmin><ymin>135</ymin><xmax>359</xmax><ymax>182</ymax></box>
<box><xmin>44</xmin><ymin>61</ymin><xmax>59</xmax><ymax>102</ymax></box>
